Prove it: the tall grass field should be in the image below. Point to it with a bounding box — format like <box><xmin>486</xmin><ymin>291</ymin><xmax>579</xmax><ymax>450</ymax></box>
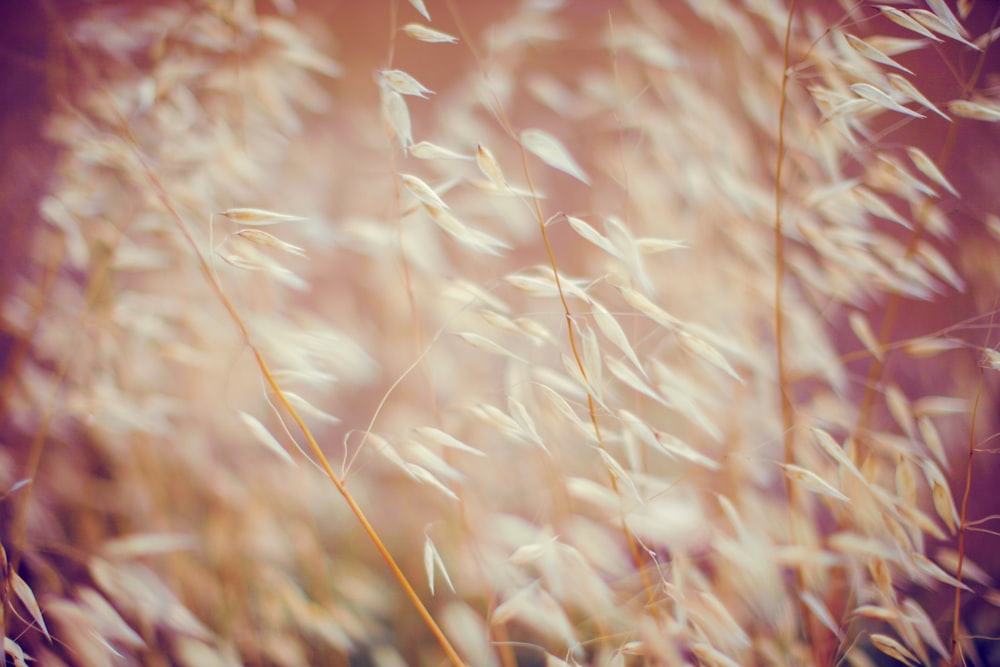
<box><xmin>2</xmin><ymin>1</ymin><xmax>1000</xmax><ymax>665</ymax></box>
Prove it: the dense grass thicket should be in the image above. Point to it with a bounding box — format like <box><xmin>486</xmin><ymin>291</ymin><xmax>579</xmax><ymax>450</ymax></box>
<box><xmin>3</xmin><ymin>1</ymin><xmax>1000</xmax><ymax>665</ymax></box>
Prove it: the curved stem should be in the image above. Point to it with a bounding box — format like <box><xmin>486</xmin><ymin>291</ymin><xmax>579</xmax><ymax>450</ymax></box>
<box><xmin>41</xmin><ymin>5</ymin><xmax>465</xmax><ymax>664</ymax></box>
<box><xmin>444</xmin><ymin>0</ymin><xmax>662</xmax><ymax>621</ymax></box>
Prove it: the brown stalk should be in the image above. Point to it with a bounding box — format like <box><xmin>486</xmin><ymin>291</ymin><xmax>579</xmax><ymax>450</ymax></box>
<box><xmin>845</xmin><ymin>8</ymin><xmax>1000</xmax><ymax>667</ymax></box>
<box><xmin>519</xmin><ymin>135</ymin><xmax>663</xmax><ymax>620</ymax></box>
<box><xmin>2</xmin><ymin>232</ymin><xmax>117</xmax><ymax>639</ymax></box>
<box><xmin>774</xmin><ymin>1</ymin><xmax>821</xmax><ymax>660</ymax></box>
<box><xmin>853</xmin><ymin>6</ymin><xmax>998</xmax><ymax>455</ymax></box>
<box><xmin>951</xmin><ymin>365</ymin><xmax>985</xmax><ymax>666</ymax></box>
<box><xmin>37</xmin><ymin>3</ymin><xmax>466</xmax><ymax>665</ymax></box>
<box><xmin>951</xmin><ymin>298</ymin><xmax>999</xmax><ymax>667</ymax></box>
<box><xmin>775</xmin><ymin>0</ymin><xmax>797</xmax><ymax>510</ymax></box>
<box><xmin>443</xmin><ymin>0</ymin><xmax>662</xmax><ymax>624</ymax></box>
